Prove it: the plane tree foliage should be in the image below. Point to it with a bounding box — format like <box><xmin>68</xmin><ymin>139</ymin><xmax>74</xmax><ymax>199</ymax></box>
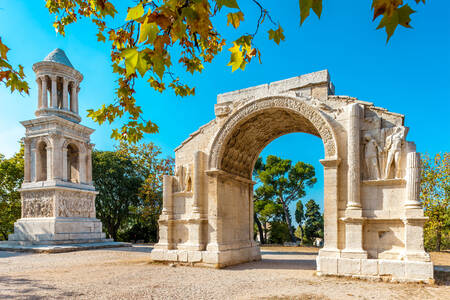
<box><xmin>421</xmin><ymin>153</ymin><xmax>450</xmax><ymax>251</ymax></box>
<box><xmin>1</xmin><ymin>0</ymin><xmax>427</xmax><ymax>142</ymax></box>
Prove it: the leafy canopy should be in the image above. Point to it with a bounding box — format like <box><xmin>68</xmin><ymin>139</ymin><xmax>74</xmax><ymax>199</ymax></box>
<box><xmin>1</xmin><ymin>1</ymin><xmax>427</xmax><ymax>142</ymax></box>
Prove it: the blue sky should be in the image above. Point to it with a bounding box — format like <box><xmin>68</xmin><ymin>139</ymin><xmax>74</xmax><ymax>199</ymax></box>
<box><xmin>1</xmin><ymin>1</ymin><xmax>449</xmax><ymax>217</ymax></box>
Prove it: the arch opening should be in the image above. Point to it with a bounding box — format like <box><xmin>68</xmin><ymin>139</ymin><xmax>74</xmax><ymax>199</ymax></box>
<box><xmin>218</xmin><ymin>108</ymin><xmax>327</xmax><ymax>179</ymax></box>
<box><xmin>67</xmin><ymin>143</ymin><xmax>80</xmax><ymax>183</ymax></box>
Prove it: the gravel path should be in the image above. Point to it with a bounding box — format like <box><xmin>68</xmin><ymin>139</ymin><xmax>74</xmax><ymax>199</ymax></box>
<box><xmin>0</xmin><ymin>246</ymin><xmax>448</xmax><ymax>299</ymax></box>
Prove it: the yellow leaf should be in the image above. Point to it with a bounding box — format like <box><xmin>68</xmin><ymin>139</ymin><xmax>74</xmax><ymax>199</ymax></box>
<box><xmin>126</xmin><ymin>3</ymin><xmax>144</xmax><ymax>21</ymax></box>
<box><xmin>227</xmin><ymin>43</ymin><xmax>244</xmax><ymax>72</ymax></box>
<box><xmin>227</xmin><ymin>11</ymin><xmax>244</xmax><ymax>29</ymax></box>
<box><xmin>268</xmin><ymin>24</ymin><xmax>285</xmax><ymax>45</ymax></box>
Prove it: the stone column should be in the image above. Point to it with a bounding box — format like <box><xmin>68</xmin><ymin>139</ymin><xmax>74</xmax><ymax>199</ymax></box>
<box><xmin>62</xmin><ymin>145</ymin><xmax>68</xmax><ymax>181</ymax></box>
<box><xmin>73</xmin><ymin>83</ymin><xmax>79</xmax><ymax>114</ymax></box>
<box><xmin>30</xmin><ymin>144</ymin><xmax>36</xmax><ymax>182</ymax></box>
<box><xmin>86</xmin><ymin>146</ymin><xmax>93</xmax><ymax>184</ymax></box>
<box><xmin>50</xmin><ymin>134</ymin><xmax>62</xmax><ymax>180</ymax></box>
<box><xmin>79</xmin><ymin>151</ymin><xmax>86</xmax><ymax>184</ymax></box>
<box><xmin>249</xmin><ymin>182</ymin><xmax>256</xmax><ymax>246</ymax></box>
<box><xmin>341</xmin><ymin>103</ymin><xmax>366</xmax><ymax>259</ymax></box>
<box><xmin>36</xmin><ymin>78</ymin><xmax>42</xmax><ymax>109</ymax></box>
<box><xmin>347</xmin><ymin>103</ymin><xmax>361</xmax><ymax>210</ymax></box>
<box><xmin>155</xmin><ymin>175</ymin><xmax>174</xmax><ymax>249</ymax></box>
<box><xmin>192</xmin><ymin>151</ymin><xmax>203</xmax><ymax>215</ymax></box>
<box><xmin>46</xmin><ymin>145</ymin><xmax>53</xmax><ymax>181</ymax></box>
<box><xmin>23</xmin><ymin>138</ymin><xmax>31</xmax><ymax>183</ymax></box>
<box><xmin>319</xmin><ymin>158</ymin><xmax>341</xmax><ymax>256</ymax></box>
<box><xmin>405</xmin><ymin>152</ymin><xmax>422</xmax><ymax>209</ymax></box>
<box><xmin>41</xmin><ymin>77</ymin><xmax>48</xmax><ymax>108</ymax></box>
<box><xmin>50</xmin><ymin>75</ymin><xmax>57</xmax><ymax>108</ymax></box>
<box><xmin>62</xmin><ymin>78</ymin><xmax>69</xmax><ymax>110</ymax></box>
<box><xmin>70</xmin><ymin>82</ymin><xmax>76</xmax><ymax>112</ymax></box>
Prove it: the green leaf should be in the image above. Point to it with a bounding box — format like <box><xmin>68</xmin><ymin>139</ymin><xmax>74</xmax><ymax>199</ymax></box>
<box><xmin>227</xmin><ymin>11</ymin><xmax>244</xmax><ymax>29</ymax></box>
<box><xmin>299</xmin><ymin>0</ymin><xmax>322</xmax><ymax>25</ymax></box>
<box><xmin>268</xmin><ymin>24</ymin><xmax>285</xmax><ymax>45</ymax></box>
<box><xmin>216</xmin><ymin>0</ymin><xmax>240</xmax><ymax>9</ymax></box>
<box><xmin>376</xmin><ymin>4</ymin><xmax>415</xmax><ymax>42</ymax></box>
<box><xmin>138</xmin><ymin>22</ymin><xmax>159</xmax><ymax>44</ymax></box>
<box><xmin>125</xmin><ymin>3</ymin><xmax>144</xmax><ymax>21</ymax></box>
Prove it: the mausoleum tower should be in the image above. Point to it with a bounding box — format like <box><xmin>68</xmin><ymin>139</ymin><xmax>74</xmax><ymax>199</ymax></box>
<box><xmin>7</xmin><ymin>48</ymin><xmax>108</xmax><ymax>244</ymax></box>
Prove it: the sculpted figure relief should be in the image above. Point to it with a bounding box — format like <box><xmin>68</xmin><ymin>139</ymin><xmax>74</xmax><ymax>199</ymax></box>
<box><xmin>175</xmin><ymin>165</ymin><xmax>185</xmax><ymax>192</ymax></box>
<box><xmin>383</xmin><ymin>126</ymin><xmax>406</xmax><ymax>179</ymax></box>
<box><xmin>22</xmin><ymin>191</ymin><xmax>54</xmax><ymax>217</ymax></box>
<box><xmin>364</xmin><ymin>133</ymin><xmax>382</xmax><ymax>180</ymax></box>
<box><xmin>57</xmin><ymin>191</ymin><xmax>95</xmax><ymax>218</ymax></box>
<box><xmin>184</xmin><ymin>164</ymin><xmax>192</xmax><ymax>192</ymax></box>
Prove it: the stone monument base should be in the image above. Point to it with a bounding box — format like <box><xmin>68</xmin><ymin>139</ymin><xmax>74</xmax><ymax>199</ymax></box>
<box><xmin>7</xmin><ymin>217</ymin><xmax>108</xmax><ymax>245</ymax></box>
<box><xmin>317</xmin><ymin>256</ymin><xmax>434</xmax><ymax>283</ymax></box>
<box><xmin>151</xmin><ymin>245</ymin><xmax>261</xmax><ymax>268</ymax></box>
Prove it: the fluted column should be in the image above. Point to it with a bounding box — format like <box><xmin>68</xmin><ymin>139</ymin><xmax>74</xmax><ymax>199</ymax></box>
<box><xmin>41</xmin><ymin>77</ymin><xmax>48</xmax><ymax>108</ymax></box>
<box><xmin>405</xmin><ymin>152</ymin><xmax>422</xmax><ymax>209</ymax></box>
<box><xmin>62</xmin><ymin>78</ymin><xmax>69</xmax><ymax>110</ymax></box>
<box><xmin>50</xmin><ymin>75</ymin><xmax>57</xmax><ymax>108</ymax></box>
<box><xmin>347</xmin><ymin>103</ymin><xmax>361</xmax><ymax>209</ymax></box>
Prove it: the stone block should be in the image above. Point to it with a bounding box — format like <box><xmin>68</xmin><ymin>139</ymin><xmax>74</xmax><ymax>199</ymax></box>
<box><xmin>404</xmin><ymin>261</ymin><xmax>433</xmax><ymax>281</ymax></box>
<box><xmin>150</xmin><ymin>249</ymin><xmax>166</xmax><ymax>261</ymax></box>
<box><xmin>379</xmin><ymin>260</ymin><xmax>405</xmax><ymax>279</ymax></box>
<box><xmin>166</xmin><ymin>250</ymin><xmax>178</xmax><ymax>261</ymax></box>
<box><xmin>187</xmin><ymin>251</ymin><xmax>202</xmax><ymax>262</ymax></box>
<box><xmin>361</xmin><ymin>259</ymin><xmax>378</xmax><ymax>276</ymax></box>
<box><xmin>317</xmin><ymin>257</ymin><xmax>338</xmax><ymax>275</ymax></box>
<box><xmin>202</xmin><ymin>251</ymin><xmax>219</xmax><ymax>265</ymax></box>
<box><xmin>338</xmin><ymin>258</ymin><xmax>361</xmax><ymax>275</ymax></box>
<box><xmin>178</xmin><ymin>250</ymin><xmax>188</xmax><ymax>262</ymax></box>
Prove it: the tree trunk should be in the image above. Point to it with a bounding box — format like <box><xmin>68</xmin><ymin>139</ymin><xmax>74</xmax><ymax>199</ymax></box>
<box><xmin>298</xmin><ymin>225</ymin><xmax>304</xmax><ymax>245</ymax></box>
<box><xmin>254</xmin><ymin>212</ymin><xmax>265</xmax><ymax>244</ymax></box>
<box><xmin>279</xmin><ymin>195</ymin><xmax>296</xmax><ymax>242</ymax></box>
<box><xmin>436</xmin><ymin>226</ymin><xmax>442</xmax><ymax>252</ymax></box>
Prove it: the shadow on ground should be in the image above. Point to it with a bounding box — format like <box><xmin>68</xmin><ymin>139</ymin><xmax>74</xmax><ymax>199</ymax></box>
<box><xmin>0</xmin><ymin>276</ymin><xmax>84</xmax><ymax>299</ymax></box>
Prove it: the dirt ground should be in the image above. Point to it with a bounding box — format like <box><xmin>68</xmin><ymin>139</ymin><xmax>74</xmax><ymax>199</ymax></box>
<box><xmin>0</xmin><ymin>246</ymin><xmax>449</xmax><ymax>300</ymax></box>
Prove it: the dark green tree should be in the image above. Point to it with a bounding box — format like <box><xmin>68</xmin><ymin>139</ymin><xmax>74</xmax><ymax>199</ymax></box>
<box><xmin>295</xmin><ymin>200</ymin><xmax>304</xmax><ymax>243</ymax></box>
<box><xmin>116</xmin><ymin>142</ymin><xmax>174</xmax><ymax>242</ymax></box>
<box><xmin>304</xmin><ymin>199</ymin><xmax>323</xmax><ymax>244</ymax></box>
<box><xmin>0</xmin><ymin>145</ymin><xmax>24</xmax><ymax>240</ymax></box>
<box><xmin>92</xmin><ymin>150</ymin><xmax>143</xmax><ymax>240</ymax></box>
<box><xmin>254</xmin><ymin>155</ymin><xmax>317</xmax><ymax>242</ymax></box>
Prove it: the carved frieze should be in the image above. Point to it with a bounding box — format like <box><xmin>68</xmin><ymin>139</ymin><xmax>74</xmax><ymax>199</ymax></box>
<box><xmin>56</xmin><ymin>190</ymin><xmax>96</xmax><ymax>218</ymax></box>
<box><xmin>21</xmin><ymin>190</ymin><xmax>54</xmax><ymax>218</ymax></box>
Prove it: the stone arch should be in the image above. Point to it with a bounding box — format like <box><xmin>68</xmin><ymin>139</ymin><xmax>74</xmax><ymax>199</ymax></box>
<box><xmin>208</xmin><ymin>96</ymin><xmax>339</xmax><ymax>179</ymax></box>
<box><xmin>35</xmin><ymin>140</ymin><xmax>48</xmax><ymax>181</ymax></box>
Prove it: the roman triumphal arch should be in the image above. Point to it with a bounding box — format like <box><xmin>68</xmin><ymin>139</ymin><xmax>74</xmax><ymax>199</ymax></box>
<box><xmin>151</xmin><ymin>70</ymin><xmax>433</xmax><ymax>282</ymax></box>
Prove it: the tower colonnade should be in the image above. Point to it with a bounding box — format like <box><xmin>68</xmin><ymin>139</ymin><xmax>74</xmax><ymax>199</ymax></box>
<box><xmin>35</xmin><ymin>75</ymin><xmax>80</xmax><ymax>113</ymax></box>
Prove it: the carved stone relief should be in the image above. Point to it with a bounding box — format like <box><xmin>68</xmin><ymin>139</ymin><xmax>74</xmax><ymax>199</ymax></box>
<box><xmin>22</xmin><ymin>190</ymin><xmax>54</xmax><ymax>217</ymax></box>
<box><xmin>56</xmin><ymin>191</ymin><xmax>95</xmax><ymax>218</ymax></box>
